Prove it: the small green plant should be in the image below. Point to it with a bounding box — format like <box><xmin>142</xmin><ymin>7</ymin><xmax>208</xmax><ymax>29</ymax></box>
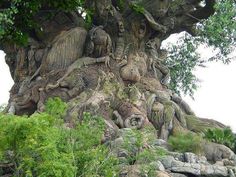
<box><xmin>204</xmin><ymin>128</ymin><xmax>236</xmax><ymax>153</ymax></box>
<box><xmin>0</xmin><ymin>98</ymin><xmax>118</xmax><ymax>177</ymax></box>
<box><xmin>45</xmin><ymin>97</ymin><xmax>68</xmax><ymax>118</ymax></box>
<box><xmin>121</xmin><ymin>128</ymin><xmax>168</xmax><ymax>166</ymax></box>
<box><xmin>117</xmin><ymin>0</ymin><xmax>125</xmax><ymax>11</ymax></box>
<box><xmin>168</xmin><ymin>132</ymin><xmax>203</xmax><ymax>154</ymax></box>
<box><xmin>136</xmin><ymin>147</ymin><xmax>167</xmax><ymax>163</ymax></box>
<box><xmin>129</xmin><ymin>3</ymin><xmax>145</xmax><ymax>14</ymax></box>
<box><xmin>121</xmin><ymin>129</ymin><xmax>144</xmax><ymax>164</ymax></box>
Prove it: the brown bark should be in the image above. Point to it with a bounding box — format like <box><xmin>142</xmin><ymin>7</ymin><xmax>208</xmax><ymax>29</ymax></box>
<box><xmin>1</xmin><ymin>0</ymin><xmax>222</xmax><ymax>141</ymax></box>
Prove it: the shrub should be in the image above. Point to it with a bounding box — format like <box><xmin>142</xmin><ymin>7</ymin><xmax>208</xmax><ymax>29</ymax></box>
<box><xmin>168</xmin><ymin>132</ymin><xmax>203</xmax><ymax>154</ymax></box>
<box><xmin>204</xmin><ymin>128</ymin><xmax>236</xmax><ymax>153</ymax></box>
<box><xmin>121</xmin><ymin>129</ymin><xmax>168</xmax><ymax>165</ymax></box>
<box><xmin>0</xmin><ymin>98</ymin><xmax>118</xmax><ymax>177</ymax></box>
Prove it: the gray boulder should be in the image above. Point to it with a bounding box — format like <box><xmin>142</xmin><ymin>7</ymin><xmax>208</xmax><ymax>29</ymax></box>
<box><xmin>170</xmin><ymin>173</ymin><xmax>188</xmax><ymax>177</ymax></box>
<box><xmin>170</xmin><ymin>160</ymin><xmax>201</xmax><ymax>175</ymax></box>
<box><xmin>184</xmin><ymin>152</ymin><xmax>198</xmax><ymax>163</ymax></box>
<box><xmin>149</xmin><ymin>161</ymin><xmax>165</xmax><ymax>171</ymax></box>
<box><xmin>152</xmin><ymin>139</ymin><xmax>170</xmax><ymax>149</ymax></box>
<box><xmin>203</xmin><ymin>142</ymin><xmax>235</xmax><ymax>162</ymax></box>
<box><xmin>159</xmin><ymin>156</ymin><xmax>175</xmax><ymax>169</ymax></box>
<box><xmin>200</xmin><ymin>164</ymin><xmax>228</xmax><ymax>176</ymax></box>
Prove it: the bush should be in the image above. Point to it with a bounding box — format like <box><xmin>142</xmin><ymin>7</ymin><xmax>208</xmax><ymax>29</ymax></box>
<box><xmin>204</xmin><ymin>128</ymin><xmax>236</xmax><ymax>153</ymax></box>
<box><xmin>121</xmin><ymin>129</ymin><xmax>168</xmax><ymax>165</ymax></box>
<box><xmin>0</xmin><ymin>98</ymin><xmax>118</xmax><ymax>177</ymax></box>
<box><xmin>168</xmin><ymin>132</ymin><xmax>203</xmax><ymax>154</ymax></box>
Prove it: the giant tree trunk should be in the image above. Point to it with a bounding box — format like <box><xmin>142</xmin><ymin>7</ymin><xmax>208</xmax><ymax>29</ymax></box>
<box><xmin>1</xmin><ymin>0</ymin><xmax>224</xmax><ymax>140</ymax></box>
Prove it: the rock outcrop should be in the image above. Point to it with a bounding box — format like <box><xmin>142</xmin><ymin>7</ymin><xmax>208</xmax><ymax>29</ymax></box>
<box><xmin>110</xmin><ymin>128</ymin><xmax>236</xmax><ymax>177</ymax></box>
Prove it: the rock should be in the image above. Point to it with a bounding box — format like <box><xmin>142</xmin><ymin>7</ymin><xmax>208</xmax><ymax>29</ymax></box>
<box><xmin>162</xmin><ymin>157</ymin><xmax>229</xmax><ymax>176</ymax></box>
<box><xmin>118</xmin><ymin>149</ymin><xmax>129</xmax><ymax>158</ymax></box>
<box><xmin>171</xmin><ymin>160</ymin><xmax>201</xmax><ymax>175</ymax></box>
<box><xmin>159</xmin><ymin>156</ymin><xmax>175</xmax><ymax>169</ymax></box>
<box><xmin>112</xmin><ymin>137</ymin><xmax>124</xmax><ymax>148</ymax></box>
<box><xmin>102</xmin><ymin>119</ymin><xmax>119</xmax><ymax>143</ymax></box>
<box><xmin>149</xmin><ymin>161</ymin><xmax>165</xmax><ymax>171</ymax></box>
<box><xmin>118</xmin><ymin>128</ymin><xmax>138</xmax><ymax>144</ymax></box>
<box><xmin>119</xmin><ymin>165</ymin><xmax>169</xmax><ymax>177</ymax></box>
<box><xmin>170</xmin><ymin>173</ymin><xmax>187</xmax><ymax>177</ymax></box>
<box><xmin>223</xmin><ymin>158</ymin><xmax>236</xmax><ymax>166</ymax></box>
<box><xmin>215</xmin><ymin>160</ymin><xmax>224</xmax><ymax>166</ymax></box>
<box><xmin>184</xmin><ymin>152</ymin><xmax>197</xmax><ymax>163</ymax></box>
<box><xmin>229</xmin><ymin>169</ymin><xmax>236</xmax><ymax>177</ymax></box>
<box><xmin>198</xmin><ymin>156</ymin><xmax>209</xmax><ymax>165</ymax></box>
<box><xmin>156</xmin><ymin>171</ymin><xmax>172</xmax><ymax>177</ymax></box>
<box><xmin>200</xmin><ymin>164</ymin><xmax>228</xmax><ymax>176</ymax></box>
<box><xmin>152</xmin><ymin>139</ymin><xmax>169</xmax><ymax>149</ymax></box>
<box><xmin>203</xmin><ymin>142</ymin><xmax>235</xmax><ymax>162</ymax></box>
<box><xmin>168</xmin><ymin>152</ymin><xmax>185</xmax><ymax>162</ymax></box>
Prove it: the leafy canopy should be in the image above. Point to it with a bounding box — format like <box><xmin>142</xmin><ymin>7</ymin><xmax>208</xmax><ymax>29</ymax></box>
<box><xmin>165</xmin><ymin>0</ymin><xmax>235</xmax><ymax>96</ymax></box>
<box><xmin>0</xmin><ymin>0</ymin><xmax>86</xmax><ymax>44</ymax></box>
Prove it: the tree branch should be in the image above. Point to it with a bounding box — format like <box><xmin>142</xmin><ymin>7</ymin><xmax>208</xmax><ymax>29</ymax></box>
<box><xmin>190</xmin><ymin>0</ymin><xmax>216</xmax><ymax>22</ymax></box>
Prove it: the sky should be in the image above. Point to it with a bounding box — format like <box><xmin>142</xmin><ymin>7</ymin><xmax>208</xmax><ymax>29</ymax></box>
<box><xmin>0</xmin><ymin>50</ymin><xmax>236</xmax><ymax>132</ymax></box>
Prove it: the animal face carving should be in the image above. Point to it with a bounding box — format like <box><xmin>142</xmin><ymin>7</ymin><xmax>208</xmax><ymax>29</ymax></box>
<box><xmin>120</xmin><ymin>52</ymin><xmax>148</xmax><ymax>83</ymax></box>
<box><xmin>85</xmin><ymin>26</ymin><xmax>112</xmax><ymax>58</ymax></box>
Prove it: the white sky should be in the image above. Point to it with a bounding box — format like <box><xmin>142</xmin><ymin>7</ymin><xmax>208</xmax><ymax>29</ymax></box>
<box><xmin>0</xmin><ymin>51</ymin><xmax>14</xmax><ymax>105</ymax></box>
<box><xmin>0</xmin><ymin>49</ymin><xmax>236</xmax><ymax>132</ymax></box>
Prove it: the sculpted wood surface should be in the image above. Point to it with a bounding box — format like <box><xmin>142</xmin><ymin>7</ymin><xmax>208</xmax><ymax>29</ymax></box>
<box><xmin>1</xmin><ymin>1</ymin><xmax>236</xmax><ymax>176</ymax></box>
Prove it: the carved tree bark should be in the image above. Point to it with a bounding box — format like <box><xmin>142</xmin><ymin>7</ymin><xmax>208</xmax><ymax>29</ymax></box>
<box><xmin>1</xmin><ymin>0</ymin><xmax>225</xmax><ymax>140</ymax></box>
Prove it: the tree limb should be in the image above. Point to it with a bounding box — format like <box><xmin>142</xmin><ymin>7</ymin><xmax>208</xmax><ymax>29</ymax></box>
<box><xmin>190</xmin><ymin>0</ymin><xmax>216</xmax><ymax>22</ymax></box>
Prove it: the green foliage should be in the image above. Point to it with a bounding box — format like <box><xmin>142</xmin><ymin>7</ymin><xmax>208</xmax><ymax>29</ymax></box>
<box><xmin>45</xmin><ymin>97</ymin><xmax>67</xmax><ymax>118</ymax></box>
<box><xmin>204</xmin><ymin>128</ymin><xmax>236</xmax><ymax>152</ymax></box>
<box><xmin>165</xmin><ymin>0</ymin><xmax>235</xmax><ymax>96</ymax></box>
<box><xmin>84</xmin><ymin>8</ymin><xmax>94</xmax><ymax>29</ymax></box>
<box><xmin>165</xmin><ymin>33</ymin><xmax>204</xmax><ymax>97</ymax></box>
<box><xmin>117</xmin><ymin>0</ymin><xmax>125</xmax><ymax>11</ymax></box>
<box><xmin>168</xmin><ymin>132</ymin><xmax>203</xmax><ymax>154</ymax></box>
<box><xmin>121</xmin><ymin>129</ymin><xmax>144</xmax><ymax>164</ymax></box>
<box><xmin>0</xmin><ymin>0</ymin><xmax>86</xmax><ymax>45</ymax></box>
<box><xmin>198</xmin><ymin>0</ymin><xmax>236</xmax><ymax>63</ymax></box>
<box><xmin>129</xmin><ymin>2</ymin><xmax>145</xmax><ymax>14</ymax></box>
<box><xmin>136</xmin><ymin>147</ymin><xmax>167</xmax><ymax>164</ymax></box>
<box><xmin>121</xmin><ymin>129</ymin><xmax>167</xmax><ymax>165</ymax></box>
<box><xmin>0</xmin><ymin>98</ymin><xmax>118</xmax><ymax>177</ymax></box>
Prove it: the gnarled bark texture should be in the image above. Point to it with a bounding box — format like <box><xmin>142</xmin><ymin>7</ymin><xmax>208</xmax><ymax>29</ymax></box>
<box><xmin>1</xmin><ymin>0</ymin><xmax>224</xmax><ymax>139</ymax></box>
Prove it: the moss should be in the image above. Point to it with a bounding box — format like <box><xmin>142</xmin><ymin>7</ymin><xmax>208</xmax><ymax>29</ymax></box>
<box><xmin>128</xmin><ymin>85</ymin><xmax>141</xmax><ymax>104</ymax></box>
<box><xmin>185</xmin><ymin>115</ymin><xmax>214</xmax><ymax>133</ymax></box>
<box><xmin>102</xmin><ymin>78</ymin><xmax>128</xmax><ymax>100</ymax></box>
<box><xmin>103</xmin><ymin>79</ymin><xmax>117</xmax><ymax>95</ymax></box>
<box><xmin>163</xmin><ymin>104</ymin><xmax>175</xmax><ymax>123</ymax></box>
<box><xmin>117</xmin><ymin>86</ymin><xmax>128</xmax><ymax>100</ymax></box>
<box><xmin>140</xmin><ymin>125</ymin><xmax>157</xmax><ymax>144</ymax></box>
